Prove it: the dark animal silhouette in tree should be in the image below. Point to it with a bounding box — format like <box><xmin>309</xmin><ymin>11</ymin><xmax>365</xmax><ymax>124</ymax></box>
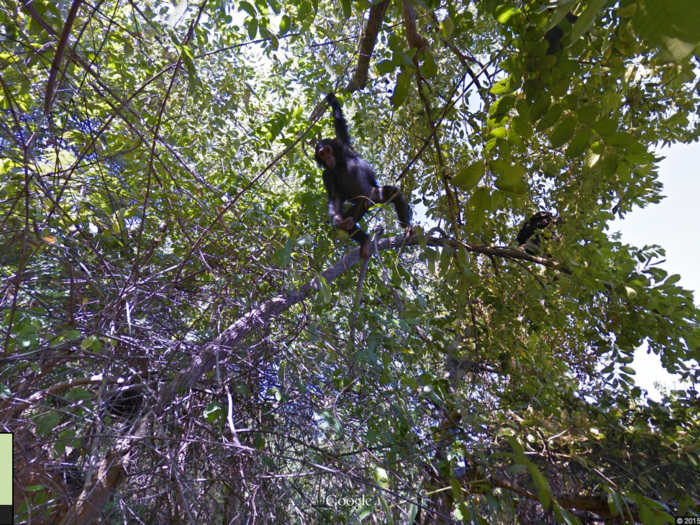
<box><xmin>314</xmin><ymin>93</ymin><xmax>412</xmax><ymax>259</ymax></box>
<box><xmin>544</xmin><ymin>12</ymin><xmax>578</xmax><ymax>55</ymax></box>
<box><xmin>516</xmin><ymin>212</ymin><xmax>563</xmax><ymax>255</ymax></box>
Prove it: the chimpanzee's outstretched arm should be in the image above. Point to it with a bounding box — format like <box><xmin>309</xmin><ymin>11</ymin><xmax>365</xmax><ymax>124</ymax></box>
<box><xmin>326</xmin><ymin>93</ymin><xmax>352</xmax><ymax>146</ymax></box>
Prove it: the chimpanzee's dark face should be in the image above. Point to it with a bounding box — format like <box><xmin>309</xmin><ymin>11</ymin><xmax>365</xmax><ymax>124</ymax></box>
<box><xmin>314</xmin><ymin>139</ymin><xmax>340</xmax><ymax>169</ymax></box>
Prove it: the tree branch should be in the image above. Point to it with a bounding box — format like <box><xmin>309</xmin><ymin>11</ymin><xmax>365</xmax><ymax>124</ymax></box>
<box><xmin>346</xmin><ymin>0</ymin><xmax>390</xmax><ymax>92</ymax></box>
<box><xmin>56</xmin><ymin>234</ymin><xmax>567</xmax><ymax>522</ymax></box>
<box><xmin>44</xmin><ymin>0</ymin><xmax>83</xmax><ymax>115</ymax></box>
<box><xmin>402</xmin><ymin>0</ymin><xmax>429</xmax><ymax>55</ymax></box>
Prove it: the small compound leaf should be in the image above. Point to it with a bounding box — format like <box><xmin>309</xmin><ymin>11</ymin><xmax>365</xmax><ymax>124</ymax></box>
<box><xmin>178</xmin><ymin>45</ymin><xmax>199</xmax><ymax>91</ymax></box>
<box><xmin>466</xmin><ymin>187</ymin><xmax>491</xmax><ymax>231</ymax></box>
<box><xmin>279</xmin><ymin>14</ymin><xmax>291</xmax><ymax>34</ymax></box>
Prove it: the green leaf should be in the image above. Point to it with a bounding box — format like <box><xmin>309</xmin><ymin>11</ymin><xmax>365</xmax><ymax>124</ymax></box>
<box><xmin>279</xmin><ymin>14</ymin><xmax>291</xmax><ymax>34</ymax></box>
<box><xmin>536</xmin><ymin>104</ymin><xmax>563</xmax><ymax>131</ymax></box>
<box><xmin>507</xmin><ymin>436</ymin><xmax>525</xmax><ymax>461</ymax></box>
<box><xmin>375</xmin><ymin>466</ymin><xmax>389</xmax><ymax>489</ymax></box>
<box><xmin>466</xmin><ymin>187</ymin><xmax>491</xmax><ymax>230</ymax></box>
<box><xmin>490</xmin><ymin>75</ymin><xmax>519</xmax><ymax>95</ymax></box>
<box><xmin>178</xmin><ymin>44</ymin><xmax>199</xmax><ymax>91</ymax></box>
<box><xmin>490</xmin><ymin>127</ymin><xmax>507</xmax><ymax>139</ymax></box>
<box><xmin>239</xmin><ymin>1</ymin><xmax>256</xmax><ymax>17</ymax></box>
<box><xmin>451</xmin><ymin>163</ymin><xmax>485</xmax><ymax>190</ymax></box>
<box><xmin>605</xmin><ymin>132</ymin><xmax>636</xmax><ymax>148</ymax></box>
<box><xmin>576</xmin><ymin>105</ymin><xmax>599</xmax><ymax>126</ymax></box>
<box><xmin>490</xmin><ymin>159</ymin><xmax>525</xmax><ymax>181</ymax></box>
<box><xmin>515</xmin><ymin>99</ymin><xmax>530</xmax><ymax>120</ymax></box>
<box><xmin>489</xmin><ymin>96</ymin><xmax>516</xmax><ymax>116</ymax></box>
<box><xmin>297</xmin><ymin>1</ymin><xmax>311</xmax><ymax>22</ymax></box>
<box><xmin>511</xmin><ymin>116</ymin><xmax>533</xmax><ymax>138</ymax></box>
<box><xmin>204</xmin><ymin>402</ymin><xmax>222</xmax><ymax>423</ymax></box>
<box><xmin>441</xmin><ymin>17</ymin><xmax>454</xmax><ymax>38</ymax></box>
<box><xmin>392</xmin><ymin>72</ymin><xmax>411</xmax><ymax>108</ymax></box>
<box><xmin>568</xmin><ymin>0</ymin><xmax>606</xmax><ymax>46</ymax></box>
<box><xmin>527</xmin><ymin>463</ymin><xmax>551</xmax><ymax>509</ymax></box>
<box><xmin>247</xmin><ymin>17</ymin><xmax>258</xmax><ymax>39</ymax></box>
<box><xmin>495</xmin><ymin>4</ymin><xmax>520</xmax><ymax>24</ymax></box>
<box><xmin>341</xmin><ymin>0</ymin><xmax>351</xmax><ymax>19</ymax></box>
<box><xmin>617</xmin><ymin>4</ymin><xmax>637</xmax><ymax>17</ymax></box>
<box><xmin>317</xmin><ymin>409</ymin><xmax>343</xmax><ymax>436</ymax></box>
<box><xmin>584</xmin><ymin>150</ymin><xmax>601</xmax><ymax>168</ymax></box>
<box><xmin>506</xmin><ymin>129</ymin><xmax>525</xmax><ymax>150</ymax></box>
<box><xmin>529</xmin><ymin>91</ymin><xmax>552</xmax><ymax>121</ymax></box>
<box><xmin>592</xmin><ymin>118</ymin><xmax>618</xmax><ymax>136</ymax></box>
<box><xmin>421</xmin><ymin>51</ymin><xmax>438</xmax><ymax>78</ymax></box>
<box><xmin>633</xmin><ymin>0</ymin><xmax>700</xmax><ymax>61</ymax></box>
<box><xmin>402</xmin><ymin>52</ymin><xmax>418</xmax><ymax>72</ymax></box>
<box><xmin>624</xmin><ymin>286</ymin><xmax>638</xmax><ymax>299</ymax></box>
<box><xmin>566</xmin><ymin>129</ymin><xmax>592</xmax><ymax>158</ymax></box>
<box><xmin>491</xmin><ymin>160</ymin><xmax>527</xmax><ymax>193</ymax></box>
<box><xmin>376</xmin><ymin>59</ymin><xmax>395</xmax><ymax>75</ymax></box>
<box><xmin>638</xmin><ymin>502</ymin><xmax>655</xmax><ymax>525</ymax></box>
<box><xmin>549</xmin><ymin>116</ymin><xmax>576</xmax><ymax>148</ymax></box>
<box><xmin>273</xmin><ymin>238</ymin><xmax>292</xmax><ymax>267</ymax></box>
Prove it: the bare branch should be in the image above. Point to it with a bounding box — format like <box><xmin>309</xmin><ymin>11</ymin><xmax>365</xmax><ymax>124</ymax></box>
<box><xmin>402</xmin><ymin>0</ymin><xmax>429</xmax><ymax>55</ymax></box>
<box><xmin>44</xmin><ymin>0</ymin><xmax>83</xmax><ymax>115</ymax></box>
<box><xmin>346</xmin><ymin>0</ymin><xmax>390</xmax><ymax>92</ymax></box>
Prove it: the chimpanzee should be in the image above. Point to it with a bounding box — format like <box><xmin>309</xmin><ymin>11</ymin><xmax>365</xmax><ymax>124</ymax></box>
<box><xmin>516</xmin><ymin>212</ymin><xmax>563</xmax><ymax>255</ymax></box>
<box><xmin>315</xmin><ymin>93</ymin><xmax>412</xmax><ymax>259</ymax></box>
<box><xmin>544</xmin><ymin>12</ymin><xmax>578</xmax><ymax>55</ymax></box>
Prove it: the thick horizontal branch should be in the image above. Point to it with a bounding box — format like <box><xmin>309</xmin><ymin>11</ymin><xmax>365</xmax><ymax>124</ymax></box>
<box><xmin>159</xmin><ymin>233</ymin><xmax>567</xmax><ymax>406</ymax></box>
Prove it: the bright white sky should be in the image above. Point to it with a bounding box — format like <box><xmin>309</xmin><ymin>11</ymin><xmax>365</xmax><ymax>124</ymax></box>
<box><xmin>611</xmin><ymin>141</ymin><xmax>700</xmax><ymax>400</ymax></box>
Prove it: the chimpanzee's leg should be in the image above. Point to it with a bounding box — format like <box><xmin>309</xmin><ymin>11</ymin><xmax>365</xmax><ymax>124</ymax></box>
<box><xmin>338</xmin><ymin>201</ymin><xmax>371</xmax><ymax>258</ymax></box>
<box><xmin>346</xmin><ymin>225</ymin><xmax>372</xmax><ymax>259</ymax></box>
<box><xmin>370</xmin><ymin>185</ymin><xmax>412</xmax><ymax>230</ymax></box>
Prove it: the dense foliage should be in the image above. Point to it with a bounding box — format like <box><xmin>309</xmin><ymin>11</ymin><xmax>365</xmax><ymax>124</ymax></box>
<box><xmin>1</xmin><ymin>0</ymin><xmax>700</xmax><ymax>523</ymax></box>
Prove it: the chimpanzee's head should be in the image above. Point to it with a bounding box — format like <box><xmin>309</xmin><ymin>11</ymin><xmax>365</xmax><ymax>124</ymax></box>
<box><xmin>314</xmin><ymin>139</ymin><xmax>343</xmax><ymax>169</ymax></box>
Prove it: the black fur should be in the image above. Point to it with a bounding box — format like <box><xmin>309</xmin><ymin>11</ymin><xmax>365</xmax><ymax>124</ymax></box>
<box><xmin>314</xmin><ymin>93</ymin><xmax>411</xmax><ymax>258</ymax></box>
<box><xmin>516</xmin><ymin>212</ymin><xmax>562</xmax><ymax>255</ymax></box>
